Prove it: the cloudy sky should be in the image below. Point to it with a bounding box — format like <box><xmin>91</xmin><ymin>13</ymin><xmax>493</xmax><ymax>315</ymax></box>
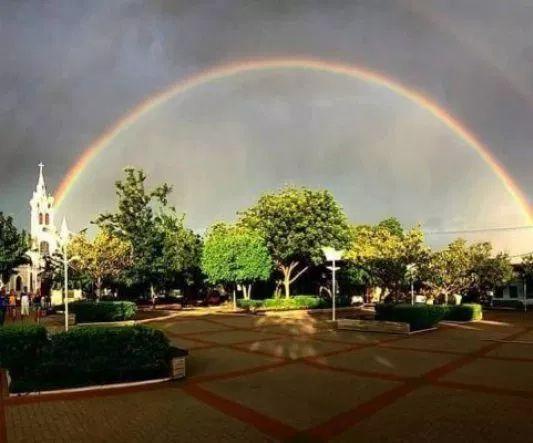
<box><xmin>1</xmin><ymin>0</ymin><xmax>532</xmax><ymax>253</ymax></box>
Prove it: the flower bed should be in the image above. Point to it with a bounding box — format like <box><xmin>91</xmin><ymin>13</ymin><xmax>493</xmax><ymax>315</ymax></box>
<box><xmin>0</xmin><ymin>324</ymin><xmax>185</xmax><ymax>393</ymax></box>
<box><xmin>69</xmin><ymin>300</ymin><xmax>137</xmax><ymax>323</ymax></box>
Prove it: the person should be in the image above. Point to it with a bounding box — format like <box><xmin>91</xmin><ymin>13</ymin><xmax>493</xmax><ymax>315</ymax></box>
<box><xmin>0</xmin><ymin>288</ymin><xmax>7</xmax><ymax>326</ymax></box>
<box><xmin>20</xmin><ymin>287</ymin><xmax>30</xmax><ymax>319</ymax></box>
<box><xmin>8</xmin><ymin>290</ymin><xmax>17</xmax><ymax>320</ymax></box>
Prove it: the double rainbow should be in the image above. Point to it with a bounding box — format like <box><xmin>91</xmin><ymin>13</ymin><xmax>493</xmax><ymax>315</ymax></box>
<box><xmin>54</xmin><ymin>57</ymin><xmax>532</xmax><ymax>222</ymax></box>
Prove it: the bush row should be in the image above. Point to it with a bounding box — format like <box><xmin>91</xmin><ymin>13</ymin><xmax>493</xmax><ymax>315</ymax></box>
<box><xmin>0</xmin><ymin>324</ymin><xmax>179</xmax><ymax>393</ymax></box>
<box><xmin>375</xmin><ymin>303</ymin><xmax>482</xmax><ymax>330</ymax></box>
<box><xmin>237</xmin><ymin>295</ymin><xmax>328</xmax><ymax>311</ymax></box>
<box><xmin>69</xmin><ymin>300</ymin><xmax>137</xmax><ymax>322</ymax></box>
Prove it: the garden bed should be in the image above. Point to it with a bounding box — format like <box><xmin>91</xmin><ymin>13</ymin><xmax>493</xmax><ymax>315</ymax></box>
<box><xmin>0</xmin><ymin>324</ymin><xmax>187</xmax><ymax>394</ymax></box>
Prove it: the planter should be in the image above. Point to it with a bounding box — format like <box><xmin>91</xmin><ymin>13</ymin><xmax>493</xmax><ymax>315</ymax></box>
<box><xmin>169</xmin><ymin>348</ymin><xmax>189</xmax><ymax>380</ymax></box>
<box><xmin>336</xmin><ymin>318</ymin><xmax>438</xmax><ymax>335</ymax></box>
<box><xmin>453</xmin><ymin>294</ymin><xmax>463</xmax><ymax>305</ymax></box>
<box><xmin>426</xmin><ymin>299</ymin><xmax>434</xmax><ymax>305</ymax></box>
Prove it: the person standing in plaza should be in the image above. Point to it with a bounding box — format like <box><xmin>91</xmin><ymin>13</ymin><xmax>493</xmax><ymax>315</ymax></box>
<box><xmin>0</xmin><ymin>288</ymin><xmax>6</xmax><ymax>326</ymax></box>
<box><xmin>20</xmin><ymin>287</ymin><xmax>30</xmax><ymax>319</ymax></box>
<box><xmin>8</xmin><ymin>289</ymin><xmax>17</xmax><ymax>320</ymax></box>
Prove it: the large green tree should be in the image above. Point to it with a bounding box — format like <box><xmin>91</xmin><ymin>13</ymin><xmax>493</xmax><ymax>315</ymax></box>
<box><xmin>0</xmin><ymin>212</ymin><xmax>29</xmax><ymax>284</ymax></box>
<box><xmin>202</xmin><ymin>223</ymin><xmax>272</xmax><ymax>300</ymax></box>
<box><xmin>159</xmin><ymin>211</ymin><xmax>203</xmax><ymax>290</ymax></box>
<box><xmin>238</xmin><ymin>186</ymin><xmax>350</xmax><ymax>298</ymax></box>
<box><xmin>94</xmin><ymin>168</ymin><xmax>199</xmax><ymax>298</ymax></box>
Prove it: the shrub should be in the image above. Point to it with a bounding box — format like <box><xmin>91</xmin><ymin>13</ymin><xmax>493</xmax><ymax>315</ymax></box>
<box><xmin>10</xmin><ymin>326</ymin><xmax>175</xmax><ymax>393</ymax></box>
<box><xmin>0</xmin><ymin>324</ymin><xmax>48</xmax><ymax>378</ymax></box>
<box><xmin>375</xmin><ymin>304</ymin><xmax>448</xmax><ymax>331</ymax></box>
<box><xmin>70</xmin><ymin>300</ymin><xmax>137</xmax><ymax>322</ymax></box>
<box><xmin>236</xmin><ymin>299</ymin><xmax>264</xmax><ymax>310</ymax></box>
<box><xmin>445</xmin><ymin>303</ymin><xmax>483</xmax><ymax>321</ymax></box>
<box><xmin>237</xmin><ymin>296</ymin><xmax>328</xmax><ymax>311</ymax></box>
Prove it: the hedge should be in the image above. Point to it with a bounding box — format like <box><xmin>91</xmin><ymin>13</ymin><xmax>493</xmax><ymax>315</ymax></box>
<box><xmin>237</xmin><ymin>295</ymin><xmax>328</xmax><ymax>311</ymax></box>
<box><xmin>444</xmin><ymin>304</ymin><xmax>483</xmax><ymax>321</ymax></box>
<box><xmin>0</xmin><ymin>324</ymin><xmax>48</xmax><ymax>379</ymax></box>
<box><xmin>69</xmin><ymin>300</ymin><xmax>137</xmax><ymax>322</ymax></box>
<box><xmin>3</xmin><ymin>325</ymin><xmax>179</xmax><ymax>393</ymax></box>
<box><xmin>375</xmin><ymin>304</ymin><xmax>448</xmax><ymax>331</ymax></box>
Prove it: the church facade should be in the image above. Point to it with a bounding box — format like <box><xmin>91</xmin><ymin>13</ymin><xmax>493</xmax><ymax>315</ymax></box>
<box><xmin>5</xmin><ymin>164</ymin><xmax>61</xmax><ymax>295</ymax></box>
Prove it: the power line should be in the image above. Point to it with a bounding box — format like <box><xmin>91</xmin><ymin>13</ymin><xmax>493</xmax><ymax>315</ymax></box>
<box><xmin>425</xmin><ymin>225</ymin><xmax>533</xmax><ymax>235</ymax></box>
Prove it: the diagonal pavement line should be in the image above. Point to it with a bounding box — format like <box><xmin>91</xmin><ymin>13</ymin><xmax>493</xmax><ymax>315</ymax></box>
<box><xmin>305</xmin><ymin>325</ymin><xmax>533</xmax><ymax>440</ymax></box>
<box><xmin>181</xmin><ymin>383</ymin><xmax>298</xmax><ymax>441</ymax></box>
<box><xmin>188</xmin><ymin>360</ymin><xmax>293</xmax><ymax>384</ymax></box>
<box><xmin>306</xmin><ymin>381</ymin><xmax>420</xmax><ymax>441</ymax></box>
<box><xmin>435</xmin><ymin>380</ymin><xmax>533</xmax><ymax>399</ymax></box>
<box><xmin>423</xmin><ymin>327</ymin><xmax>533</xmax><ymax>382</ymax></box>
<box><xmin>302</xmin><ymin>358</ymin><xmax>411</xmax><ymax>383</ymax></box>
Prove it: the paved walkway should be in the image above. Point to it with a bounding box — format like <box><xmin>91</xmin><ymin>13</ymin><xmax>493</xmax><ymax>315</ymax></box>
<box><xmin>2</xmin><ymin>310</ymin><xmax>533</xmax><ymax>442</ymax></box>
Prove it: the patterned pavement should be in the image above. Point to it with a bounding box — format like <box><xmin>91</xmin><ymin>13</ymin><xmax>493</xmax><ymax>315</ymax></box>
<box><xmin>2</xmin><ymin>310</ymin><xmax>533</xmax><ymax>442</ymax></box>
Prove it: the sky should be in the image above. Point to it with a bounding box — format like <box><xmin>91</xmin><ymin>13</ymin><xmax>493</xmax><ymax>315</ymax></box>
<box><xmin>1</xmin><ymin>0</ymin><xmax>532</xmax><ymax>254</ymax></box>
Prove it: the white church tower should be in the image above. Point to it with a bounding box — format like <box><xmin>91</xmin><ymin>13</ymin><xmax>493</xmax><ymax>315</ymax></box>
<box><xmin>7</xmin><ymin>164</ymin><xmax>60</xmax><ymax>294</ymax></box>
<box><xmin>29</xmin><ymin>163</ymin><xmax>58</xmax><ymax>258</ymax></box>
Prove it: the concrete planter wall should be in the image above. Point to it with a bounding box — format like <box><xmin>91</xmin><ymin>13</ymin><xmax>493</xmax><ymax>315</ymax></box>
<box><xmin>337</xmin><ymin>319</ymin><xmax>415</xmax><ymax>334</ymax></box>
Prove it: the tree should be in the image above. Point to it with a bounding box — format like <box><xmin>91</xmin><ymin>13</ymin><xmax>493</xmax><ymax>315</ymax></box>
<box><xmin>468</xmin><ymin>243</ymin><xmax>513</xmax><ymax>295</ymax></box>
<box><xmin>94</xmin><ymin>168</ymin><xmax>197</xmax><ymax>299</ymax></box>
<box><xmin>422</xmin><ymin>239</ymin><xmax>512</xmax><ymax>302</ymax></box>
<box><xmin>238</xmin><ymin>186</ymin><xmax>350</xmax><ymax>298</ymax></box>
<box><xmin>345</xmin><ymin>221</ymin><xmax>429</xmax><ymax>300</ymax></box>
<box><xmin>0</xmin><ymin>212</ymin><xmax>30</xmax><ymax>284</ymax></box>
<box><xmin>202</xmin><ymin>223</ymin><xmax>273</xmax><ymax>300</ymax></box>
<box><xmin>159</xmin><ymin>211</ymin><xmax>203</xmax><ymax>290</ymax></box>
<box><xmin>68</xmin><ymin>229</ymin><xmax>133</xmax><ymax>298</ymax></box>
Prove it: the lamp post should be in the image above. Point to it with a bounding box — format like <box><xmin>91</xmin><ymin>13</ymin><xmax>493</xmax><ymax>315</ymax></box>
<box><xmin>322</xmin><ymin>247</ymin><xmax>344</xmax><ymax>322</ymax></box>
<box><xmin>60</xmin><ymin>218</ymin><xmax>71</xmax><ymax>331</ymax></box>
<box><xmin>407</xmin><ymin>264</ymin><xmax>416</xmax><ymax>305</ymax></box>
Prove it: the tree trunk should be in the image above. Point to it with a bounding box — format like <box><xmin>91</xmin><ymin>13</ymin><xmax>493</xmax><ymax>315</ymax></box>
<box><xmin>247</xmin><ymin>284</ymin><xmax>252</xmax><ymax>300</ymax></box>
<box><xmin>279</xmin><ymin>262</ymin><xmax>309</xmax><ymax>299</ymax></box>
<box><xmin>95</xmin><ymin>277</ymin><xmax>102</xmax><ymax>301</ymax></box>
<box><xmin>150</xmin><ymin>284</ymin><xmax>156</xmax><ymax>310</ymax></box>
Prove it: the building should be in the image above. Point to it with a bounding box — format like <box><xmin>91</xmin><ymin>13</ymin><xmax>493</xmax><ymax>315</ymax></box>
<box><xmin>5</xmin><ymin>164</ymin><xmax>62</xmax><ymax>295</ymax></box>
<box><xmin>493</xmin><ymin>258</ymin><xmax>533</xmax><ymax>307</ymax></box>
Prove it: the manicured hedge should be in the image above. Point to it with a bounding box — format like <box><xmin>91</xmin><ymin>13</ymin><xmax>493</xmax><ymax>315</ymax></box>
<box><xmin>4</xmin><ymin>325</ymin><xmax>178</xmax><ymax>393</ymax></box>
<box><xmin>444</xmin><ymin>304</ymin><xmax>483</xmax><ymax>321</ymax></box>
<box><xmin>375</xmin><ymin>304</ymin><xmax>448</xmax><ymax>331</ymax></box>
<box><xmin>69</xmin><ymin>300</ymin><xmax>137</xmax><ymax>322</ymax></box>
<box><xmin>237</xmin><ymin>295</ymin><xmax>327</xmax><ymax>311</ymax></box>
<box><xmin>0</xmin><ymin>324</ymin><xmax>48</xmax><ymax>379</ymax></box>
<box><xmin>491</xmin><ymin>299</ymin><xmax>524</xmax><ymax>310</ymax></box>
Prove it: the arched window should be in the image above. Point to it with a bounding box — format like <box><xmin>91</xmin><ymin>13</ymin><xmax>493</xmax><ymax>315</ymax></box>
<box><xmin>39</xmin><ymin>213</ymin><xmax>43</xmax><ymax>225</ymax></box>
<box><xmin>16</xmin><ymin>276</ymin><xmax>22</xmax><ymax>292</ymax></box>
<box><xmin>45</xmin><ymin>213</ymin><xmax>50</xmax><ymax>225</ymax></box>
<box><xmin>40</xmin><ymin>241</ymin><xmax>50</xmax><ymax>256</ymax></box>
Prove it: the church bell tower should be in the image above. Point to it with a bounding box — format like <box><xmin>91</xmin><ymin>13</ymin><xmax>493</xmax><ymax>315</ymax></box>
<box><xmin>29</xmin><ymin>163</ymin><xmax>58</xmax><ymax>257</ymax></box>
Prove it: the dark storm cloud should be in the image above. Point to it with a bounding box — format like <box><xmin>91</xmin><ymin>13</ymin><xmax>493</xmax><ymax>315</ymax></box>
<box><xmin>0</xmin><ymin>0</ymin><xmax>532</xmax><ymax>228</ymax></box>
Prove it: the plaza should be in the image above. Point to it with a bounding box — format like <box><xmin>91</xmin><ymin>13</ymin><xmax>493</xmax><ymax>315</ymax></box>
<box><xmin>2</xmin><ymin>309</ymin><xmax>533</xmax><ymax>442</ymax></box>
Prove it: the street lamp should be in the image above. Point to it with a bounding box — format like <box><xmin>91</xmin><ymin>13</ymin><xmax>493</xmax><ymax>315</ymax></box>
<box><xmin>60</xmin><ymin>217</ymin><xmax>71</xmax><ymax>331</ymax></box>
<box><xmin>322</xmin><ymin>247</ymin><xmax>344</xmax><ymax>322</ymax></box>
<box><xmin>407</xmin><ymin>264</ymin><xmax>416</xmax><ymax>305</ymax></box>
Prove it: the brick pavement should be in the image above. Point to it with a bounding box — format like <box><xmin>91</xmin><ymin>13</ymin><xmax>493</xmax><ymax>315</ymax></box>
<box><xmin>2</xmin><ymin>310</ymin><xmax>533</xmax><ymax>442</ymax></box>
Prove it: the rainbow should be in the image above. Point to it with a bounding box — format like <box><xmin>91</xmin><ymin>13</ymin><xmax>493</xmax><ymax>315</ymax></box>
<box><xmin>54</xmin><ymin>57</ymin><xmax>532</xmax><ymax>222</ymax></box>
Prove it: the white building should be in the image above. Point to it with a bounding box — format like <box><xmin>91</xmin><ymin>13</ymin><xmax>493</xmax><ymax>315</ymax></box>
<box><xmin>5</xmin><ymin>164</ymin><xmax>61</xmax><ymax>295</ymax></box>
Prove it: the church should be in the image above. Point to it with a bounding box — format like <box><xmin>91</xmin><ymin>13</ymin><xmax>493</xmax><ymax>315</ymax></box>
<box><xmin>5</xmin><ymin>164</ymin><xmax>62</xmax><ymax>295</ymax></box>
